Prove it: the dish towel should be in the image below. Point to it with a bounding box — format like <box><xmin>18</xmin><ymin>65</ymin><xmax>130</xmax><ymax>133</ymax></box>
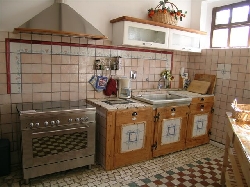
<box><xmin>104</xmin><ymin>78</ymin><xmax>117</xmax><ymax>96</ymax></box>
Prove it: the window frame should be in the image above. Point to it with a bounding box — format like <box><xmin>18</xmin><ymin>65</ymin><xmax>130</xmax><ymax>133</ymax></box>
<box><xmin>210</xmin><ymin>0</ymin><xmax>250</xmax><ymax>48</ymax></box>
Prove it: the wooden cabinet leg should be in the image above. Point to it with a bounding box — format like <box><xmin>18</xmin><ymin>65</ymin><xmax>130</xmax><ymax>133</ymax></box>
<box><xmin>220</xmin><ymin>133</ymin><xmax>230</xmax><ymax>187</ymax></box>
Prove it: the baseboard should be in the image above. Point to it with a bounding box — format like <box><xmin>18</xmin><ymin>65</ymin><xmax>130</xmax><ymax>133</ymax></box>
<box><xmin>209</xmin><ymin>140</ymin><xmax>225</xmax><ymax>149</ymax></box>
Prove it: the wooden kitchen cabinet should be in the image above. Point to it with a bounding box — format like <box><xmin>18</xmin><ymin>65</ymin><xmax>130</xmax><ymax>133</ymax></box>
<box><xmin>89</xmin><ymin>95</ymin><xmax>214</xmax><ymax>171</ymax></box>
<box><xmin>113</xmin><ymin>107</ymin><xmax>154</xmax><ymax>169</ymax></box>
<box><xmin>94</xmin><ymin>104</ymin><xmax>153</xmax><ymax>170</ymax></box>
<box><xmin>152</xmin><ymin>105</ymin><xmax>189</xmax><ymax>157</ymax></box>
<box><xmin>185</xmin><ymin>96</ymin><xmax>214</xmax><ymax>149</ymax></box>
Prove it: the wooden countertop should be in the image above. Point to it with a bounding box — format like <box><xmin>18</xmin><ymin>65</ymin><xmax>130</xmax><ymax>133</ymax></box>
<box><xmin>110</xmin><ymin>16</ymin><xmax>207</xmax><ymax>35</ymax></box>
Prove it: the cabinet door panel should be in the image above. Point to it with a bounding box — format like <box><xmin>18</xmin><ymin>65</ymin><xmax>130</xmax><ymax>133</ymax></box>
<box><xmin>153</xmin><ymin>105</ymin><xmax>189</xmax><ymax>157</ymax></box>
<box><xmin>186</xmin><ymin>104</ymin><xmax>213</xmax><ymax>149</ymax></box>
<box><xmin>113</xmin><ymin>107</ymin><xmax>153</xmax><ymax>169</ymax></box>
<box><xmin>168</xmin><ymin>29</ymin><xmax>201</xmax><ymax>52</ymax></box>
<box><xmin>113</xmin><ymin>21</ymin><xmax>169</xmax><ymax>49</ymax></box>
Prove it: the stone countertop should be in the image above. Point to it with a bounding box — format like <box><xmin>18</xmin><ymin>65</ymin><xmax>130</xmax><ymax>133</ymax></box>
<box><xmin>87</xmin><ymin>90</ymin><xmax>214</xmax><ymax>111</ymax></box>
<box><xmin>226</xmin><ymin>112</ymin><xmax>250</xmax><ymax>165</ymax></box>
<box><xmin>132</xmin><ymin>89</ymin><xmax>214</xmax><ymax>98</ymax></box>
<box><xmin>87</xmin><ymin>98</ymin><xmax>151</xmax><ymax>111</ymax></box>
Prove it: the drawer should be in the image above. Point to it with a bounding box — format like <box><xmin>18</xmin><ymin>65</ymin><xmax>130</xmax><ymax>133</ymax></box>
<box><xmin>189</xmin><ymin>102</ymin><xmax>214</xmax><ymax>113</ymax></box>
<box><xmin>156</xmin><ymin>105</ymin><xmax>189</xmax><ymax>118</ymax></box>
<box><xmin>116</xmin><ymin>107</ymin><xmax>153</xmax><ymax>124</ymax></box>
<box><xmin>191</xmin><ymin>96</ymin><xmax>214</xmax><ymax>104</ymax></box>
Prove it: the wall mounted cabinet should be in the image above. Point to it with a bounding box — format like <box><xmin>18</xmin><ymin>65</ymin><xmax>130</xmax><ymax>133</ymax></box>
<box><xmin>112</xmin><ymin>21</ymin><xmax>170</xmax><ymax>49</ymax></box>
<box><xmin>110</xmin><ymin>16</ymin><xmax>207</xmax><ymax>52</ymax></box>
<box><xmin>168</xmin><ymin>29</ymin><xmax>201</xmax><ymax>52</ymax></box>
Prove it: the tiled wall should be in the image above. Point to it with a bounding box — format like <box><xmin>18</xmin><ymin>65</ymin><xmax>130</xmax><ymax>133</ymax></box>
<box><xmin>1</xmin><ymin>31</ymin><xmax>248</xmax><ymax>167</ymax></box>
<box><xmin>0</xmin><ymin>31</ymin><xmax>189</xmax><ymax>166</ymax></box>
<box><xmin>188</xmin><ymin>49</ymin><xmax>250</xmax><ymax>144</ymax></box>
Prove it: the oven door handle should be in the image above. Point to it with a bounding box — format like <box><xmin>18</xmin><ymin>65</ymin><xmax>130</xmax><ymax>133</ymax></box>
<box><xmin>32</xmin><ymin>125</ymin><xmax>89</xmax><ymax>135</ymax></box>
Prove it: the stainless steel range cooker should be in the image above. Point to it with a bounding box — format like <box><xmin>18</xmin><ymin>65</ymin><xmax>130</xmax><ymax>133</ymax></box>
<box><xmin>16</xmin><ymin>100</ymin><xmax>96</xmax><ymax>184</ymax></box>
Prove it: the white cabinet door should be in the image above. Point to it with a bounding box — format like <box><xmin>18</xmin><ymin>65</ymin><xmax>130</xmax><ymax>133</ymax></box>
<box><xmin>112</xmin><ymin>21</ymin><xmax>169</xmax><ymax>49</ymax></box>
<box><xmin>168</xmin><ymin>29</ymin><xmax>201</xmax><ymax>52</ymax></box>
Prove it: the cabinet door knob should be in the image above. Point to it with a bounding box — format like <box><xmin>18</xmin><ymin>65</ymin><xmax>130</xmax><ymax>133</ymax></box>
<box><xmin>132</xmin><ymin>112</ymin><xmax>137</xmax><ymax>116</ymax></box>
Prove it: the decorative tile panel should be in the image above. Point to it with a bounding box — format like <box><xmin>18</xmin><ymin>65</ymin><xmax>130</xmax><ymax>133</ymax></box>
<box><xmin>161</xmin><ymin>118</ymin><xmax>181</xmax><ymax>145</ymax></box>
<box><xmin>121</xmin><ymin>122</ymin><xmax>145</xmax><ymax>153</ymax></box>
<box><xmin>217</xmin><ymin>63</ymin><xmax>231</xmax><ymax>79</ymax></box>
<box><xmin>192</xmin><ymin>114</ymin><xmax>208</xmax><ymax>137</ymax></box>
<box><xmin>6</xmin><ymin>38</ymin><xmax>173</xmax><ymax>94</ymax></box>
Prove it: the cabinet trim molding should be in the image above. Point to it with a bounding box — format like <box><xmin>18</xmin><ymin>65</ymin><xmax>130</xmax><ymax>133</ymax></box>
<box><xmin>110</xmin><ymin>16</ymin><xmax>207</xmax><ymax>35</ymax></box>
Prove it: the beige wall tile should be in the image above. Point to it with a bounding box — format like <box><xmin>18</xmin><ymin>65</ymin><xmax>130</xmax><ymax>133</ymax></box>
<box><xmin>32</xmin><ymin>74</ymin><xmax>42</xmax><ymax>83</ymax></box>
<box><xmin>33</xmin><ymin>93</ymin><xmax>42</xmax><ymax>102</ymax></box>
<box><xmin>32</xmin><ymin>54</ymin><xmax>42</xmax><ymax>63</ymax></box>
<box><xmin>42</xmin><ymin>54</ymin><xmax>51</xmax><ymax>64</ymax></box>
<box><xmin>61</xmin><ymin>92</ymin><xmax>70</xmax><ymax>100</ymax></box>
<box><xmin>22</xmin><ymin>93</ymin><xmax>33</xmax><ymax>102</ymax></box>
<box><xmin>52</xmin><ymin>55</ymin><xmax>62</xmax><ymax>64</ymax></box>
<box><xmin>11</xmin><ymin>94</ymin><xmax>22</xmax><ymax>103</ymax></box>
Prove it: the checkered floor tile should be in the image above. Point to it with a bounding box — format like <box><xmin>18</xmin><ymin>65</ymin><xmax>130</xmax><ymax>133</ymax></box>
<box><xmin>0</xmin><ymin>143</ymin><xmax>225</xmax><ymax>187</ymax></box>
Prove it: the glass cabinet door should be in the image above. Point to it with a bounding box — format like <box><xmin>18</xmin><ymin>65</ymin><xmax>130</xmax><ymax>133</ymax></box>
<box><xmin>128</xmin><ymin>26</ymin><xmax>166</xmax><ymax>44</ymax></box>
<box><xmin>123</xmin><ymin>21</ymin><xmax>169</xmax><ymax>49</ymax></box>
<box><xmin>169</xmin><ymin>29</ymin><xmax>201</xmax><ymax>52</ymax></box>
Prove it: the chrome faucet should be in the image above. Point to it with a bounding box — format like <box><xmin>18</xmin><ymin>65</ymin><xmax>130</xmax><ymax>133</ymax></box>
<box><xmin>158</xmin><ymin>77</ymin><xmax>165</xmax><ymax>90</ymax></box>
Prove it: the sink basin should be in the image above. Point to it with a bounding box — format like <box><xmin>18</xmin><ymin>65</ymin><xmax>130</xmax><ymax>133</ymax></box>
<box><xmin>133</xmin><ymin>93</ymin><xmax>192</xmax><ymax>105</ymax></box>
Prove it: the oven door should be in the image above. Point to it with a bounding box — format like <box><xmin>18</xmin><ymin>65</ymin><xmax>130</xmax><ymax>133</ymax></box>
<box><xmin>21</xmin><ymin>123</ymin><xmax>95</xmax><ymax>168</ymax></box>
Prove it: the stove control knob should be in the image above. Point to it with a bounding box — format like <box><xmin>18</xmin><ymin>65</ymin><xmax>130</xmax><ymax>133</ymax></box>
<box><xmin>44</xmin><ymin>121</ymin><xmax>49</xmax><ymax>126</ymax></box>
<box><xmin>68</xmin><ymin>118</ymin><xmax>73</xmax><ymax>123</ymax></box>
<box><xmin>51</xmin><ymin>121</ymin><xmax>55</xmax><ymax>126</ymax></box>
<box><xmin>56</xmin><ymin>120</ymin><xmax>60</xmax><ymax>125</ymax></box>
<box><xmin>80</xmin><ymin>117</ymin><xmax>89</xmax><ymax>122</ymax></box>
<box><xmin>75</xmin><ymin>118</ymin><xmax>80</xmax><ymax>122</ymax></box>
<box><xmin>29</xmin><ymin>123</ymin><xmax>34</xmax><ymax>128</ymax></box>
<box><xmin>35</xmin><ymin>123</ymin><xmax>39</xmax><ymax>127</ymax></box>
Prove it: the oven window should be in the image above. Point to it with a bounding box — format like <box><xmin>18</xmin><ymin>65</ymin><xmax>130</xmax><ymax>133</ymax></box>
<box><xmin>32</xmin><ymin>132</ymin><xmax>88</xmax><ymax>158</ymax></box>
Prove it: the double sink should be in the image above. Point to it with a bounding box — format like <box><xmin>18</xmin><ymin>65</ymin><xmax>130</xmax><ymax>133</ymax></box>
<box><xmin>133</xmin><ymin>92</ymin><xmax>192</xmax><ymax>105</ymax></box>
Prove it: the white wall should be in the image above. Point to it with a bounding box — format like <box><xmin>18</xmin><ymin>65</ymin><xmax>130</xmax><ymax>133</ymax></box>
<box><xmin>0</xmin><ymin>0</ymin><xmax>191</xmax><ymax>39</ymax></box>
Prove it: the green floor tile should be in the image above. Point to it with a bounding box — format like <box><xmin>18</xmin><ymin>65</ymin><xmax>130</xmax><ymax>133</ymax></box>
<box><xmin>204</xmin><ymin>157</ymin><xmax>211</xmax><ymax>161</ymax></box>
<box><xmin>127</xmin><ymin>182</ymin><xmax>140</xmax><ymax>187</ymax></box>
<box><xmin>166</xmin><ymin>170</ymin><xmax>175</xmax><ymax>175</ymax></box>
<box><xmin>154</xmin><ymin>174</ymin><xmax>164</xmax><ymax>179</ymax></box>
<box><xmin>141</xmin><ymin>178</ymin><xmax>151</xmax><ymax>184</ymax></box>
<box><xmin>196</xmin><ymin>160</ymin><xmax>203</xmax><ymax>164</ymax></box>
<box><xmin>186</xmin><ymin>163</ymin><xmax>195</xmax><ymax>168</ymax></box>
<box><xmin>176</xmin><ymin>166</ymin><xmax>185</xmax><ymax>171</ymax></box>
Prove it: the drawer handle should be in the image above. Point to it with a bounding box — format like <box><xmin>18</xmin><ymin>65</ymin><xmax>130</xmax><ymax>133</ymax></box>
<box><xmin>200</xmin><ymin>105</ymin><xmax>204</xmax><ymax>111</ymax></box>
<box><xmin>142</xmin><ymin>42</ymin><xmax>153</xmax><ymax>46</ymax></box>
<box><xmin>171</xmin><ymin>108</ymin><xmax>176</xmax><ymax>112</ymax></box>
<box><xmin>132</xmin><ymin>112</ymin><xmax>137</xmax><ymax>116</ymax></box>
<box><xmin>201</xmin><ymin>98</ymin><xmax>204</xmax><ymax>101</ymax></box>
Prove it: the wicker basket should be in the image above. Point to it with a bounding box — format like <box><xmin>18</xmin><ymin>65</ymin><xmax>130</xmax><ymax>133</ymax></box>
<box><xmin>148</xmin><ymin>1</ymin><xmax>181</xmax><ymax>25</ymax></box>
<box><xmin>231</xmin><ymin>99</ymin><xmax>250</xmax><ymax>123</ymax></box>
<box><xmin>152</xmin><ymin>11</ymin><xmax>177</xmax><ymax>25</ymax></box>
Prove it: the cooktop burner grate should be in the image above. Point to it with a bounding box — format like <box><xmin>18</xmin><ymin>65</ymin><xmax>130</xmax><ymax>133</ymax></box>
<box><xmin>102</xmin><ymin>99</ymin><xmax>135</xmax><ymax>105</ymax></box>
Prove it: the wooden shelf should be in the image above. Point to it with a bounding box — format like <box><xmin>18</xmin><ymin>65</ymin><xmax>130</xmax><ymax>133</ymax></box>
<box><xmin>14</xmin><ymin>28</ymin><xmax>108</xmax><ymax>40</ymax></box>
<box><xmin>110</xmin><ymin>16</ymin><xmax>207</xmax><ymax>35</ymax></box>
